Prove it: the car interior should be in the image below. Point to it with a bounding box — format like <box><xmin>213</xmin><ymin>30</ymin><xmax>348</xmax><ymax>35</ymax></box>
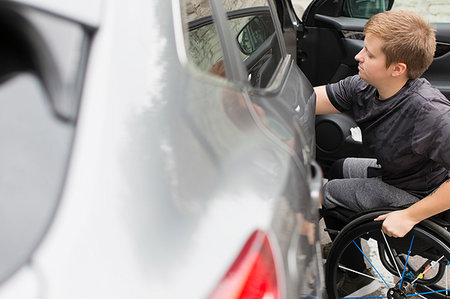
<box><xmin>285</xmin><ymin>0</ymin><xmax>450</xmax><ymax>176</ymax></box>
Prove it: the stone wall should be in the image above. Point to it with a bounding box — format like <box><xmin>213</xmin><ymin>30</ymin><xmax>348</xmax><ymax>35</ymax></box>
<box><xmin>392</xmin><ymin>0</ymin><xmax>450</xmax><ymax>22</ymax></box>
<box><xmin>186</xmin><ymin>0</ymin><xmax>266</xmax><ymax>21</ymax></box>
<box><xmin>185</xmin><ymin>0</ymin><xmax>268</xmax><ymax>71</ymax></box>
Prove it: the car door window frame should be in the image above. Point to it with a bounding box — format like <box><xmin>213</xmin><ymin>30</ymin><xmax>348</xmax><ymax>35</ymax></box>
<box><xmin>175</xmin><ymin>0</ymin><xmax>291</xmax><ymax>93</ymax></box>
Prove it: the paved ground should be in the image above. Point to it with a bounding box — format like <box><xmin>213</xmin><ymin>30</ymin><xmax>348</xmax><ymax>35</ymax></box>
<box><xmin>319</xmin><ymin>218</ymin><xmax>330</xmax><ymax>299</ymax></box>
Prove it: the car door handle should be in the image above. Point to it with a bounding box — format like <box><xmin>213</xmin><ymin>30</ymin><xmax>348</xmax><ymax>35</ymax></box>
<box><xmin>309</xmin><ymin>160</ymin><xmax>323</xmax><ymax>206</ymax></box>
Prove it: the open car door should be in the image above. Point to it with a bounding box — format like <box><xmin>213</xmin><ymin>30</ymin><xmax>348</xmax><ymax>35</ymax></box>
<box><xmin>276</xmin><ymin>0</ymin><xmax>450</xmax><ymax>176</ymax></box>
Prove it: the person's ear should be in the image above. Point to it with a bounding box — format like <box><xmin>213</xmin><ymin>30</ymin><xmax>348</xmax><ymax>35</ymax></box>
<box><xmin>392</xmin><ymin>62</ymin><xmax>407</xmax><ymax>77</ymax></box>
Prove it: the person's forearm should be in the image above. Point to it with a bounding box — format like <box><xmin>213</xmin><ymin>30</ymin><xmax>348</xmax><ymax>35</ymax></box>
<box><xmin>403</xmin><ymin>178</ymin><xmax>450</xmax><ymax>223</ymax></box>
<box><xmin>375</xmin><ymin>177</ymin><xmax>449</xmax><ymax>238</ymax></box>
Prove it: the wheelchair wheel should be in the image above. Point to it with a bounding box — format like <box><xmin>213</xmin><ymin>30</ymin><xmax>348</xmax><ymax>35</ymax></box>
<box><xmin>325</xmin><ymin>211</ymin><xmax>450</xmax><ymax>299</ymax></box>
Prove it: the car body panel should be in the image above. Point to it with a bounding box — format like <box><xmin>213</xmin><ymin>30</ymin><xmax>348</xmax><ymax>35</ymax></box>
<box><xmin>11</xmin><ymin>0</ymin><xmax>102</xmax><ymax>27</ymax></box>
<box><xmin>0</xmin><ymin>0</ymin><xmax>322</xmax><ymax>298</ymax></box>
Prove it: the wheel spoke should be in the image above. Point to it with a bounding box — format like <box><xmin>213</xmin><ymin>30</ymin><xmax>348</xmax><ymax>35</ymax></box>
<box><xmin>406</xmin><ymin>288</ymin><xmax>450</xmax><ymax>297</ymax></box>
<box><xmin>352</xmin><ymin>240</ymin><xmax>391</xmax><ymax>288</ymax></box>
<box><xmin>300</xmin><ymin>294</ymin><xmax>320</xmax><ymax>298</ymax></box>
<box><xmin>343</xmin><ymin>296</ymin><xmax>387</xmax><ymax>298</ymax></box>
<box><xmin>400</xmin><ymin>235</ymin><xmax>415</xmax><ymax>287</ymax></box>
<box><xmin>447</xmin><ymin>261</ymin><xmax>449</xmax><ymax>296</ymax></box>
<box><xmin>338</xmin><ymin>264</ymin><xmax>385</xmax><ymax>283</ymax></box>
<box><xmin>381</xmin><ymin>230</ymin><xmax>402</xmax><ymax>277</ymax></box>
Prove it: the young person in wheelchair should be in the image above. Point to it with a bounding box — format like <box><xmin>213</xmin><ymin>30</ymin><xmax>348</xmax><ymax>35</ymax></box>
<box><xmin>314</xmin><ymin>10</ymin><xmax>450</xmax><ymax>298</ymax></box>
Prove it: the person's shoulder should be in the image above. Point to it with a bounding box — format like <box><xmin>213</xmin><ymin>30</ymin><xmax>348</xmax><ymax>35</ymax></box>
<box><xmin>406</xmin><ymin>78</ymin><xmax>449</xmax><ymax>107</ymax></box>
<box><xmin>409</xmin><ymin>78</ymin><xmax>448</xmax><ymax>100</ymax></box>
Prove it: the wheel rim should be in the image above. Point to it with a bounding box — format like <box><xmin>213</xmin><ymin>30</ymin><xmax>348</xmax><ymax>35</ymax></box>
<box><xmin>325</xmin><ymin>220</ymin><xmax>450</xmax><ymax>299</ymax></box>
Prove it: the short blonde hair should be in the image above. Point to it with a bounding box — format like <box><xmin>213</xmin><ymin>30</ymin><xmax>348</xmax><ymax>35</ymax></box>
<box><xmin>364</xmin><ymin>10</ymin><xmax>436</xmax><ymax>79</ymax></box>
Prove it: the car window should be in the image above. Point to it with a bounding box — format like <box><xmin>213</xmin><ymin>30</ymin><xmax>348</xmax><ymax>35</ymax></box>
<box><xmin>292</xmin><ymin>0</ymin><xmax>450</xmax><ymax>23</ymax></box>
<box><xmin>342</xmin><ymin>0</ymin><xmax>392</xmax><ymax>18</ymax></box>
<box><xmin>180</xmin><ymin>0</ymin><xmax>284</xmax><ymax>88</ymax></box>
<box><xmin>182</xmin><ymin>1</ymin><xmax>228</xmax><ymax>78</ymax></box>
<box><xmin>223</xmin><ymin>0</ymin><xmax>283</xmax><ymax>88</ymax></box>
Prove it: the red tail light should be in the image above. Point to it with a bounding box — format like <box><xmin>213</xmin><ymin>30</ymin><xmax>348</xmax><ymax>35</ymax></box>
<box><xmin>209</xmin><ymin>230</ymin><xmax>279</xmax><ymax>299</ymax></box>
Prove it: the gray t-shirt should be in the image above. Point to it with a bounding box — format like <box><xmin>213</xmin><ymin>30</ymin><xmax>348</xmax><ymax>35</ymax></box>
<box><xmin>326</xmin><ymin>75</ymin><xmax>450</xmax><ymax>198</ymax></box>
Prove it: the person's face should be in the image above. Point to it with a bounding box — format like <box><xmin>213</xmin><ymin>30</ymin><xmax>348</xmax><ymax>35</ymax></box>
<box><xmin>355</xmin><ymin>33</ymin><xmax>394</xmax><ymax>88</ymax></box>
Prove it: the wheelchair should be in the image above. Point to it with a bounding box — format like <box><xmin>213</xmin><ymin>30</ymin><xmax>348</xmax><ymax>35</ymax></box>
<box><xmin>322</xmin><ymin>207</ymin><xmax>450</xmax><ymax>299</ymax></box>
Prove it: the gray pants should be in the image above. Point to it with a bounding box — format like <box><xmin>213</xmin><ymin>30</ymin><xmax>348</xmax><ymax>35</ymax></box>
<box><xmin>322</xmin><ymin>158</ymin><xmax>420</xmax><ymax>212</ymax></box>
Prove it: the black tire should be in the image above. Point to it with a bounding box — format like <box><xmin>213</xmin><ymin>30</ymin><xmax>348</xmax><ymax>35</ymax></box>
<box><xmin>325</xmin><ymin>211</ymin><xmax>450</xmax><ymax>299</ymax></box>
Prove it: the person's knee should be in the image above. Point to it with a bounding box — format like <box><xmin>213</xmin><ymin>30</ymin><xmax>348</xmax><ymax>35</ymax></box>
<box><xmin>322</xmin><ymin>181</ymin><xmax>337</xmax><ymax>209</ymax></box>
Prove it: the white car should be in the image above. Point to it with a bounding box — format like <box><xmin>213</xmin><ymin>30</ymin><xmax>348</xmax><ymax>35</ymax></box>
<box><xmin>1</xmin><ymin>0</ymin><xmax>449</xmax><ymax>298</ymax></box>
<box><xmin>0</xmin><ymin>0</ymin><xmax>321</xmax><ymax>298</ymax></box>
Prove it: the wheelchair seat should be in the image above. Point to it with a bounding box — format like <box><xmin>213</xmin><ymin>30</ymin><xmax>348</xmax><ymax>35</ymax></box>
<box><xmin>321</xmin><ymin>207</ymin><xmax>450</xmax><ymax>299</ymax></box>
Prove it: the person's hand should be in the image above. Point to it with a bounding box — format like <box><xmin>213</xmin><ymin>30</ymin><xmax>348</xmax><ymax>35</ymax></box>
<box><xmin>209</xmin><ymin>60</ymin><xmax>226</xmax><ymax>78</ymax></box>
<box><xmin>374</xmin><ymin>210</ymin><xmax>418</xmax><ymax>238</ymax></box>
<box><xmin>300</xmin><ymin>219</ymin><xmax>316</xmax><ymax>245</ymax></box>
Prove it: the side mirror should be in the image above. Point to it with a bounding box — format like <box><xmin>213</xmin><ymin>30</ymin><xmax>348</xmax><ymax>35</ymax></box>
<box><xmin>237</xmin><ymin>16</ymin><xmax>274</xmax><ymax>55</ymax></box>
<box><xmin>343</xmin><ymin>0</ymin><xmax>394</xmax><ymax>19</ymax></box>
